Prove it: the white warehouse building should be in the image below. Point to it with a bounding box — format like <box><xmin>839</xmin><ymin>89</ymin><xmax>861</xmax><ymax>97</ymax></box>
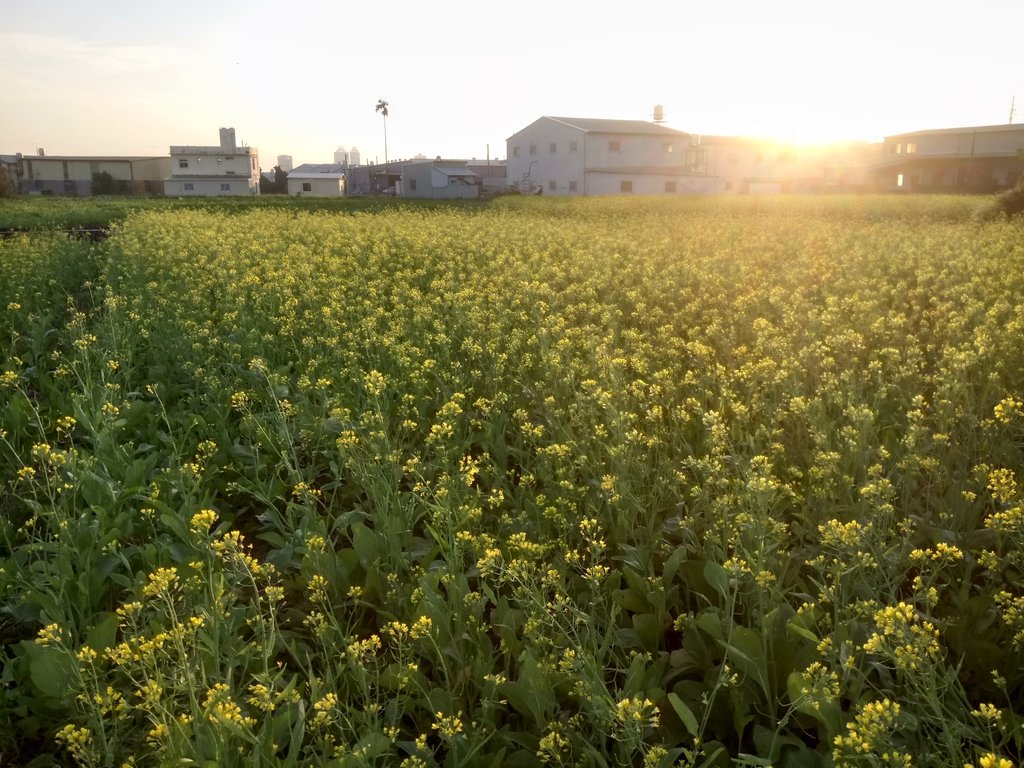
<box><xmin>506</xmin><ymin>116</ymin><xmax>716</xmax><ymax>196</ymax></box>
<box><xmin>164</xmin><ymin>128</ymin><xmax>260</xmax><ymax>196</ymax></box>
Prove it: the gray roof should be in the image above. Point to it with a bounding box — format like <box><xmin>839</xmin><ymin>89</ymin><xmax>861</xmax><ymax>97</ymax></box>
<box><xmin>885</xmin><ymin>123</ymin><xmax>1024</xmax><ymax>139</ymax></box>
<box><xmin>287</xmin><ymin>171</ymin><xmax>346</xmax><ymax>179</ymax></box>
<box><xmin>434</xmin><ymin>164</ymin><xmax>477</xmax><ymax>178</ymax></box>
<box><xmin>290</xmin><ymin>163</ymin><xmax>347</xmax><ymax>174</ymax></box>
<box><xmin>20</xmin><ymin>155</ymin><xmax>166</xmax><ymax>162</ymax></box>
<box><xmin>546</xmin><ymin>117</ymin><xmax>689</xmax><ymax>136</ymax></box>
<box><xmin>508</xmin><ymin>116</ymin><xmax>688</xmax><ymax>138</ymax></box>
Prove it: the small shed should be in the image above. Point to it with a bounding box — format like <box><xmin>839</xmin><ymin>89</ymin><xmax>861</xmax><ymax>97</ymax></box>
<box><xmin>401</xmin><ymin>159</ymin><xmax>479</xmax><ymax>199</ymax></box>
<box><xmin>286</xmin><ymin>163</ymin><xmax>347</xmax><ymax>196</ymax></box>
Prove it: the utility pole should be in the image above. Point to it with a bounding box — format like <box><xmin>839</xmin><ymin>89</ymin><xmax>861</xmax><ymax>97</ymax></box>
<box><xmin>1010</xmin><ymin>95</ymin><xmax>1017</xmax><ymax>124</ymax></box>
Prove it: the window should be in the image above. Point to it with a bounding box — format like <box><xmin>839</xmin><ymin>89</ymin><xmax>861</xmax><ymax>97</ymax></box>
<box><xmin>897</xmin><ymin>173</ymin><xmax>904</xmax><ymax>187</ymax></box>
<box><xmin>665</xmin><ymin>181</ymin><xmax>677</xmax><ymax>193</ymax></box>
<box><xmin>529</xmin><ymin>144</ymin><xmax>537</xmax><ymax>156</ymax></box>
<box><xmin>569</xmin><ymin>180</ymin><xmax>577</xmax><ymax>192</ymax></box>
<box><xmin>220</xmin><ymin>183</ymin><xmax>231</xmax><ymax>192</ymax></box>
<box><xmin>217</xmin><ymin>158</ymin><xmax>223</xmax><ymax>164</ymax></box>
<box><xmin>569</xmin><ymin>141</ymin><xmax>578</xmax><ymax>153</ymax></box>
<box><xmin>183</xmin><ymin>182</ymin><xmax>194</xmax><ymax>191</ymax></box>
<box><xmin>178</xmin><ymin>158</ymin><xmax>189</xmax><ymax>168</ymax></box>
<box><xmin>663</xmin><ymin>143</ymin><xmax>674</xmax><ymax>153</ymax></box>
<box><xmin>548</xmin><ymin>180</ymin><xmax>556</xmax><ymax>191</ymax></box>
<box><xmin>409</xmin><ymin>179</ymin><xmax>417</xmax><ymax>190</ymax></box>
<box><xmin>620</xmin><ymin>180</ymin><xmax>632</xmax><ymax>193</ymax></box>
<box><xmin>905</xmin><ymin>142</ymin><xmax>917</xmax><ymax>154</ymax></box>
<box><xmin>608</xmin><ymin>140</ymin><xmax>621</xmax><ymax>151</ymax></box>
<box><xmin>513</xmin><ymin>146</ymin><xmax>520</xmax><ymax>157</ymax></box>
<box><xmin>549</xmin><ymin>142</ymin><xmax>557</xmax><ymax>154</ymax></box>
<box><xmin>302</xmin><ymin>182</ymin><xmax>312</xmax><ymax>192</ymax></box>
<box><xmin>895</xmin><ymin>143</ymin><xmax>903</xmax><ymax>154</ymax></box>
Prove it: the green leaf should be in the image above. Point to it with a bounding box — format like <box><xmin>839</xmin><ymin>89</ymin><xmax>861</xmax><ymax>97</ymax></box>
<box><xmin>662</xmin><ymin>546</ymin><xmax>688</xmax><ymax>588</ymax></box>
<box><xmin>703</xmin><ymin>560</ymin><xmax>730</xmax><ymax>598</ymax></box>
<box><xmin>84</xmin><ymin>612</ymin><xmax>118</xmax><ymax>652</ymax></box>
<box><xmin>736</xmin><ymin>754</ymin><xmax>775</xmax><ymax>767</ymax></box>
<box><xmin>667</xmin><ymin>692</ymin><xmax>700</xmax><ymax>737</ymax></box>
<box><xmin>786</xmin><ymin>618</ymin><xmax>820</xmax><ymax>645</ymax></box>
<box><xmin>28</xmin><ymin>645</ymin><xmax>74</xmax><ymax>698</ymax></box>
<box><xmin>632</xmin><ymin>612</ymin><xmax>663</xmax><ymax>651</ymax></box>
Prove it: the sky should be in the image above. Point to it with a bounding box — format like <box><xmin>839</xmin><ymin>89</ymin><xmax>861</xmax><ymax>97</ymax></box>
<box><xmin>2</xmin><ymin>0</ymin><xmax>1023</xmax><ymax>167</ymax></box>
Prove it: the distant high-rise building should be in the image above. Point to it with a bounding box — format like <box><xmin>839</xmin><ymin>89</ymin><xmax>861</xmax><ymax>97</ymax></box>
<box><xmin>349</xmin><ymin>146</ymin><xmax>361</xmax><ymax>166</ymax></box>
<box><xmin>334</xmin><ymin>146</ymin><xmax>348</xmax><ymax>166</ymax></box>
<box><xmin>277</xmin><ymin>155</ymin><xmax>293</xmax><ymax>172</ymax></box>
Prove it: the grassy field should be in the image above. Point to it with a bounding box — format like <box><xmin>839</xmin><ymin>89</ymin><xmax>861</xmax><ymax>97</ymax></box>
<box><xmin>1</xmin><ymin>195</ymin><xmax>1023</xmax><ymax>767</ymax></box>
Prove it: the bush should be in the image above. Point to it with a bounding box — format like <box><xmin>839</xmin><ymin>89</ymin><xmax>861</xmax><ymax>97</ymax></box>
<box><xmin>0</xmin><ymin>167</ymin><xmax>15</xmax><ymax>198</ymax></box>
<box><xmin>994</xmin><ymin>185</ymin><xmax>1024</xmax><ymax>216</ymax></box>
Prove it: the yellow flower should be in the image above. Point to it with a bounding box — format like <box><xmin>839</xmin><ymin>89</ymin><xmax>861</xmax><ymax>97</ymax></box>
<box><xmin>35</xmin><ymin>623</ymin><xmax>61</xmax><ymax>646</ymax></box>
<box><xmin>142</xmin><ymin>567</ymin><xmax>179</xmax><ymax>598</ymax></box>
<box><xmin>432</xmin><ymin>710</ymin><xmax>464</xmax><ymax>738</ymax></box>
<box><xmin>189</xmin><ymin>509</ymin><xmax>217</xmax><ymax>532</ymax></box>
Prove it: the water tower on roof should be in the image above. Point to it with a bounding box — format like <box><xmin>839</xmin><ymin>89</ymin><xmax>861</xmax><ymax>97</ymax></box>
<box><xmin>219</xmin><ymin>127</ymin><xmax>237</xmax><ymax>151</ymax></box>
<box><xmin>652</xmin><ymin>105</ymin><xmax>666</xmax><ymax>124</ymax></box>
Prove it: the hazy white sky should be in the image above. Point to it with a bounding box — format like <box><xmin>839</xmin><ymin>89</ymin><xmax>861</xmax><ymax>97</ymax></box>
<box><xmin>3</xmin><ymin>0</ymin><xmax>1023</xmax><ymax>167</ymax></box>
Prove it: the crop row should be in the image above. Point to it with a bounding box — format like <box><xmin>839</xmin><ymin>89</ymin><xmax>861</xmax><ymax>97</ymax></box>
<box><xmin>1</xmin><ymin>198</ymin><xmax>1023</xmax><ymax>767</ymax></box>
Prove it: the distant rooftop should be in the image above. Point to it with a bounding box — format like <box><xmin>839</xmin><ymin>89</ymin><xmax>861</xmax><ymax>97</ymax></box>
<box><xmin>291</xmin><ymin>163</ymin><xmax>347</xmax><ymax>174</ymax></box>
<box><xmin>13</xmin><ymin>155</ymin><xmax>166</xmax><ymax>162</ymax></box>
<box><xmin>170</xmin><ymin>145</ymin><xmax>256</xmax><ymax>155</ymax></box>
<box><xmin>544</xmin><ymin>117</ymin><xmax>690</xmax><ymax>136</ymax></box>
<box><xmin>886</xmin><ymin>123</ymin><xmax>1024</xmax><ymax>139</ymax></box>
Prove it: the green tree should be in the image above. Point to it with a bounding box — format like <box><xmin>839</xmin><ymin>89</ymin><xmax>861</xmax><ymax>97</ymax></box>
<box><xmin>375</xmin><ymin>99</ymin><xmax>389</xmax><ymax>170</ymax></box>
<box><xmin>91</xmin><ymin>171</ymin><xmax>119</xmax><ymax>195</ymax></box>
<box><xmin>273</xmin><ymin>165</ymin><xmax>289</xmax><ymax>194</ymax></box>
<box><xmin>0</xmin><ymin>166</ymin><xmax>15</xmax><ymax>198</ymax></box>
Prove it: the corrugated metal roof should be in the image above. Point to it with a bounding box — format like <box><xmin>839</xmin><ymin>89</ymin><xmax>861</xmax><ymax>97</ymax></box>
<box><xmin>287</xmin><ymin>171</ymin><xmax>346</xmax><ymax>179</ymax></box>
<box><xmin>546</xmin><ymin>117</ymin><xmax>689</xmax><ymax>136</ymax></box>
<box><xmin>22</xmin><ymin>156</ymin><xmax>166</xmax><ymax>162</ymax></box>
<box><xmin>434</xmin><ymin>165</ymin><xmax>477</xmax><ymax>177</ymax></box>
<box><xmin>290</xmin><ymin>163</ymin><xmax>347</xmax><ymax>174</ymax></box>
<box><xmin>885</xmin><ymin>123</ymin><xmax>1024</xmax><ymax>139</ymax></box>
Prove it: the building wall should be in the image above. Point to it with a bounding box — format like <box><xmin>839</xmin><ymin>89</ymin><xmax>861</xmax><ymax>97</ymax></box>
<box><xmin>164</xmin><ymin>178</ymin><xmax>256</xmax><ymax>196</ymax></box>
<box><xmin>169</xmin><ymin>151</ymin><xmax>257</xmax><ymax>178</ymax></box>
<box><xmin>401</xmin><ymin>162</ymin><xmax>434</xmax><ymax>198</ymax></box>
<box><xmin>401</xmin><ymin>162</ymin><xmax>480</xmax><ymax>199</ymax></box>
<box><xmin>585</xmin><ymin>172</ymin><xmax>717</xmax><ymax>196</ymax></box>
<box><xmin>287</xmin><ymin>177</ymin><xmax>344</xmax><ymax>196</ymax></box>
<box><xmin>876</xmin><ymin>127</ymin><xmax>1024</xmax><ymax>192</ymax></box>
<box><xmin>507</xmin><ymin>118</ymin><xmax>706</xmax><ymax>196</ymax></box>
<box><xmin>507</xmin><ymin>120</ymin><xmax>587</xmax><ymax>195</ymax></box>
<box><xmin>884</xmin><ymin>128</ymin><xmax>1024</xmax><ymax>158</ymax></box>
<box><xmin>467</xmin><ymin>163</ymin><xmax>508</xmax><ymax>196</ymax></box>
<box><xmin>582</xmin><ymin>131</ymin><xmax>689</xmax><ymax>173</ymax></box>
<box><xmin>21</xmin><ymin>157</ymin><xmax>168</xmax><ymax>195</ymax></box>
<box><xmin>131</xmin><ymin>158</ymin><xmax>172</xmax><ymax>194</ymax></box>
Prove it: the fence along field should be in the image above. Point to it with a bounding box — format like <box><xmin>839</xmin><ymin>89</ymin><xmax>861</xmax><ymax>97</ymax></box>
<box><xmin>1</xmin><ymin>196</ymin><xmax>1023</xmax><ymax>767</ymax></box>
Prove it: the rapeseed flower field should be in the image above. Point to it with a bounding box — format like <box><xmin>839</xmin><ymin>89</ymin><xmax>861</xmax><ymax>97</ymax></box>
<box><xmin>1</xmin><ymin>195</ymin><xmax>1023</xmax><ymax>767</ymax></box>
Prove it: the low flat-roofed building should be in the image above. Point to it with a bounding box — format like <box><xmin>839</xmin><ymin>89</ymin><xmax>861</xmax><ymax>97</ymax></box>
<box><xmin>286</xmin><ymin>163</ymin><xmax>346</xmax><ymax>196</ymax></box>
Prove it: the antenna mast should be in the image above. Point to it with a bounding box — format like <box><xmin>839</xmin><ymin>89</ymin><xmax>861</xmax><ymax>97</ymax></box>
<box><xmin>1011</xmin><ymin>95</ymin><xmax>1017</xmax><ymax>124</ymax></box>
